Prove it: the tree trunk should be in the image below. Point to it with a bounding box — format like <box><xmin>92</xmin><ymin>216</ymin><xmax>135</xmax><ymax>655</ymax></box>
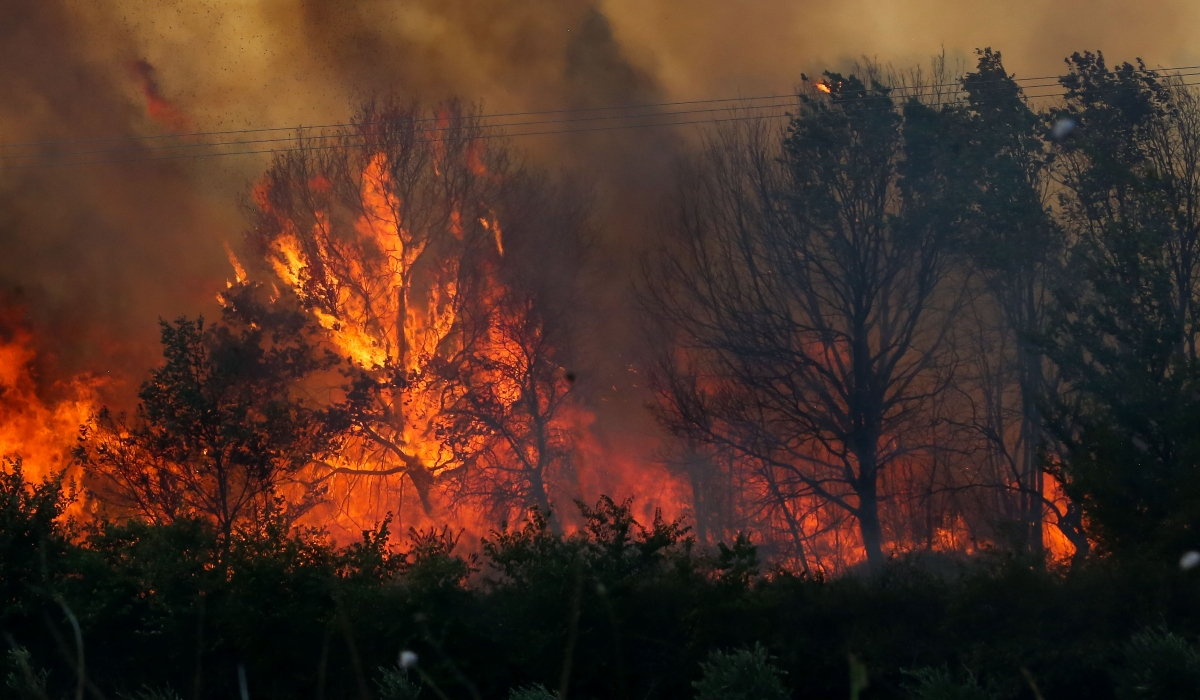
<box><xmin>1058</xmin><ymin>502</ymin><xmax>1091</xmax><ymax>567</ymax></box>
<box><xmin>761</xmin><ymin>464</ymin><xmax>811</xmax><ymax>573</ymax></box>
<box><xmin>1019</xmin><ymin>335</ymin><xmax>1046</xmax><ymax>558</ymax></box>
<box><xmin>857</xmin><ymin>491</ymin><xmax>886</xmax><ymax>572</ymax></box>
<box><xmin>852</xmin><ymin>436</ymin><xmax>886</xmax><ymax>571</ymax></box>
<box><xmin>528</xmin><ymin>469</ymin><xmax>561</xmax><ymax>535</ymax></box>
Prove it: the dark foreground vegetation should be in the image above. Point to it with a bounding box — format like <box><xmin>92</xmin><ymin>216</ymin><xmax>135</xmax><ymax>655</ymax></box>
<box><xmin>6</xmin><ymin>464</ymin><xmax>1200</xmax><ymax>700</ymax></box>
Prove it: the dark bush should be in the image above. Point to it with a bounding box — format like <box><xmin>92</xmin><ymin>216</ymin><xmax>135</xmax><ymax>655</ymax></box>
<box><xmin>4</xmin><ymin>468</ymin><xmax>1200</xmax><ymax>700</ymax></box>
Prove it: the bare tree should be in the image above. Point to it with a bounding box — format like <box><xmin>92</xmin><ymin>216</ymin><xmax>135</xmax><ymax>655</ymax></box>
<box><xmin>644</xmin><ymin>70</ymin><xmax>962</xmax><ymax>570</ymax></box>
<box><xmin>438</xmin><ymin>287</ymin><xmax>576</xmax><ymax>530</ymax></box>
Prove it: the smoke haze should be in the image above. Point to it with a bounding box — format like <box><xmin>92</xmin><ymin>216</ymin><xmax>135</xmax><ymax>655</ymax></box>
<box><xmin>2</xmin><ymin>0</ymin><xmax>1198</xmax><ymax>397</ymax></box>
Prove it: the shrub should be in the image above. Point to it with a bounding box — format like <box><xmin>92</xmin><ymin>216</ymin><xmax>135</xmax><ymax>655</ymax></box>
<box><xmin>117</xmin><ymin>686</ymin><xmax>184</xmax><ymax>700</ymax></box>
<box><xmin>1115</xmin><ymin>626</ymin><xmax>1200</xmax><ymax>699</ymax></box>
<box><xmin>692</xmin><ymin>643</ymin><xmax>788</xmax><ymax>700</ymax></box>
<box><xmin>3</xmin><ymin>646</ymin><xmax>49</xmax><ymax>700</ymax></box>
<box><xmin>376</xmin><ymin>664</ymin><xmax>422</xmax><ymax>700</ymax></box>
<box><xmin>508</xmin><ymin>683</ymin><xmax>558</xmax><ymax>700</ymax></box>
<box><xmin>902</xmin><ymin>666</ymin><xmax>999</xmax><ymax>700</ymax></box>
<box><xmin>0</xmin><ymin>458</ymin><xmax>72</xmax><ymax>619</ymax></box>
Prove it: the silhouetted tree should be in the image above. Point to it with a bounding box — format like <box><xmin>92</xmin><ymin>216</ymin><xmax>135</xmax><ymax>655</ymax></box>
<box><xmin>947</xmin><ymin>48</ymin><xmax>1081</xmax><ymax>558</ymax></box>
<box><xmin>1045</xmin><ymin>52</ymin><xmax>1200</xmax><ymax>558</ymax></box>
<box><xmin>646</xmin><ymin>67</ymin><xmax>963</xmax><ymax>570</ymax></box>
<box><xmin>0</xmin><ymin>458</ymin><xmax>72</xmax><ymax>619</ymax></box>
<box><xmin>78</xmin><ymin>287</ymin><xmax>343</xmax><ymax>539</ymax></box>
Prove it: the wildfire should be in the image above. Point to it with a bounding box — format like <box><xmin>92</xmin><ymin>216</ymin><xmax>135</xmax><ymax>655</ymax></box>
<box><xmin>0</xmin><ymin>304</ymin><xmax>97</xmax><ymax>508</ymax></box>
<box><xmin>1042</xmin><ymin>470</ymin><xmax>1080</xmax><ymax>562</ymax></box>
<box><xmin>223</xmin><ymin>242</ymin><xmax>247</xmax><ymax>285</ymax></box>
<box><xmin>815</xmin><ymin>82</ymin><xmax>832</xmax><ymax>94</ymax></box>
<box><xmin>479</xmin><ymin>214</ymin><xmax>504</xmax><ymax>257</ymax></box>
<box><xmin>251</xmin><ymin>139</ymin><xmax>520</xmax><ymax>537</ymax></box>
<box><xmin>241</xmin><ymin>103</ymin><xmax>703</xmax><ymax>545</ymax></box>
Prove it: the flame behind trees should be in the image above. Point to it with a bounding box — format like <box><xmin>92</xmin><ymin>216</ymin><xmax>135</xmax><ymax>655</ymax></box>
<box><xmin>77</xmin><ymin>292</ymin><xmax>344</xmax><ymax>539</ymax></box>
<box><xmin>1040</xmin><ymin>53</ymin><xmax>1200</xmax><ymax>560</ymax></box>
<box><xmin>646</xmin><ymin>72</ymin><xmax>963</xmax><ymax>571</ymax></box>
<box><xmin>21</xmin><ymin>55</ymin><xmax>1200</xmax><ymax>569</ymax></box>
<box><xmin>248</xmin><ymin>100</ymin><xmax>584</xmax><ymax>532</ymax></box>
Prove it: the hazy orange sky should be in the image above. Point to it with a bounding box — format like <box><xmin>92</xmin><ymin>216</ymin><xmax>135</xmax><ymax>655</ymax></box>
<box><xmin>2</xmin><ymin>0</ymin><xmax>1198</xmax><ymax>381</ymax></box>
<box><xmin>93</xmin><ymin>0</ymin><xmax>1200</xmax><ymax>125</ymax></box>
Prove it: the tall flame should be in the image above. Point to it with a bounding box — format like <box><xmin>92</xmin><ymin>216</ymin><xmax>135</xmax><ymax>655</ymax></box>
<box><xmin>0</xmin><ymin>306</ymin><xmax>97</xmax><ymax>507</ymax></box>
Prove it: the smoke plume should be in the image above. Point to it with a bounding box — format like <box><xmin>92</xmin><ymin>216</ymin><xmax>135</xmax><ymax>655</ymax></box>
<box><xmin>1</xmin><ymin>0</ymin><xmax>1197</xmax><ymax>488</ymax></box>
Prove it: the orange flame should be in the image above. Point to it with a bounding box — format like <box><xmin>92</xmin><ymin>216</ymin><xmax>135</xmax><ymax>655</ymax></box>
<box><xmin>128</xmin><ymin>59</ymin><xmax>192</xmax><ymax>132</ymax></box>
<box><xmin>247</xmin><ymin>138</ymin><xmax>692</xmax><ymax>545</ymax></box>
<box><xmin>1042</xmin><ymin>470</ymin><xmax>1079</xmax><ymax>562</ymax></box>
<box><xmin>479</xmin><ymin>214</ymin><xmax>504</xmax><ymax>256</ymax></box>
<box><xmin>255</xmin><ymin>150</ymin><xmax>490</xmax><ymax>537</ymax></box>
<box><xmin>0</xmin><ymin>305</ymin><xmax>98</xmax><ymax>513</ymax></box>
<box><xmin>223</xmin><ymin>242</ymin><xmax>247</xmax><ymax>286</ymax></box>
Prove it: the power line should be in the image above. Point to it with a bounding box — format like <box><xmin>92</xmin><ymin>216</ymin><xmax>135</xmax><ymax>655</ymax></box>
<box><xmin>2</xmin><ymin>61</ymin><xmax>1198</xmax><ymax>155</ymax></box>
<box><xmin>0</xmin><ymin>94</ymin><xmax>799</xmax><ymax>151</ymax></box>
<box><xmin>6</xmin><ymin>73</ymin><xmax>1198</xmax><ymax>170</ymax></box>
<box><xmin>17</xmin><ymin>65</ymin><xmax>1188</xmax><ymax>163</ymax></box>
<box><xmin>7</xmin><ymin>109</ymin><xmax>799</xmax><ymax>168</ymax></box>
<box><xmin>0</xmin><ymin>100</ymin><xmax>803</xmax><ymax>162</ymax></box>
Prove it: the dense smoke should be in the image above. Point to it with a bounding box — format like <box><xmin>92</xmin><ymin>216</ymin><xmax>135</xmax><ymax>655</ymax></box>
<box><xmin>2</xmin><ymin>0</ymin><xmax>1197</xmax><ymax>381</ymax></box>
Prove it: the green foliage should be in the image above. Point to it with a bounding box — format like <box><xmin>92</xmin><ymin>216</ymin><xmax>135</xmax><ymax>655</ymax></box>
<box><xmin>902</xmin><ymin>667</ymin><xmax>1000</xmax><ymax>700</ymax></box>
<box><xmin>692</xmin><ymin>644</ymin><xmax>788</xmax><ymax>700</ymax></box>
<box><xmin>77</xmin><ymin>286</ymin><xmax>345</xmax><ymax>540</ymax></box>
<box><xmin>4</xmin><ymin>646</ymin><xmax>49</xmax><ymax>700</ymax></box>
<box><xmin>0</xmin><ymin>458</ymin><xmax>72</xmax><ymax>619</ymax></box>
<box><xmin>1114</xmin><ymin>626</ymin><xmax>1200</xmax><ymax>699</ymax></box>
<box><xmin>117</xmin><ymin>686</ymin><xmax>184</xmax><ymax>700</ymax></box>
<box><xmin>507</xmin><ymin>683</ymin><xmax>557</xmax><ymax>700</ymax></box>
<box><xmin>375</xmin><ymin>665</ymin><xmax>422</xmax><ymax>700</ymax></box>
<box><xmin>3</xmin><ymin>474</ymin><xmax>1200</xmax><ymax>699</ymax></box>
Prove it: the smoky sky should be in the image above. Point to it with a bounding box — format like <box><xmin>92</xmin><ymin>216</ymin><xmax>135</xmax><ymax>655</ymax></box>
<box><xmin>1</xmin><ymin>0</ymin><xmax>1198</xmax><ymax>397</ymax></box>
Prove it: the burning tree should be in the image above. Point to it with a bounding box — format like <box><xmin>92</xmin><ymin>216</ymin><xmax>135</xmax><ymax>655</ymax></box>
<box><xmin>247</xmin><ymin>99</ymin><xmax>586</xmax><ymax>531</ymax></box>
<box><xmin>645</xmin><ymin>71</ymin><xmax>962</xmax><ymax>570</ymax></box>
